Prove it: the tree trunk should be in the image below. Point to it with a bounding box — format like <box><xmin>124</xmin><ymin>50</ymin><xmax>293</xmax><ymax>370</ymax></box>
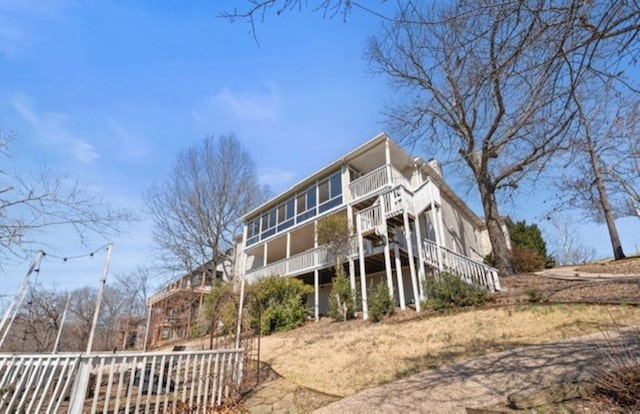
<box><xmin>477</xmin><ymin>178</ymin><xmax>516</xmax><ymax>275</ymax></box>
<box><xmin>587</xmin><ymin>138</ymin><xmax>626</xmax><ymax>260</ymax></box>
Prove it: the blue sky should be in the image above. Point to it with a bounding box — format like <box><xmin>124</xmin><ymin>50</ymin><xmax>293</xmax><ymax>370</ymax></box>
<box><xmin>1</xmin><ymin>1</ymin><xmax>639</xmax><ymax>296</ymax></box>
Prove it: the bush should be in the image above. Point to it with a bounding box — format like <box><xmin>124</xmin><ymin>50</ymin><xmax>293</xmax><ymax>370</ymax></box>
<box><xmin>512</xmin><ymin>245</ymin><xmax>546</xmax><ymax>273</ymax></box>
<box><xmin>205</xmin><ymin>280</ymin><xmax>238</xmax><ymax>335</ymax></box>
<box><xmin>368</xmin><ymin>283</ymin><xmax>394</xmax><ymax>323</ymax></box>
<box><xmin>424</xmin><ymin>271</ymin><xmax>487</xmax><ymax>311</ymax></box>
<box><xmin>327</xmin><ymin>267</ymin><xmax>356</xmax><ymax>321</ymax></box>
<box><xmin>250</xmin><ymin>275</ymin><xmax>313</xmax><ymax>334</ymax></box>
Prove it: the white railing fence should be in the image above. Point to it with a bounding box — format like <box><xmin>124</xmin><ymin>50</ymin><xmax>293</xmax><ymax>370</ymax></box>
<box><xmin>0</xmin><ymin>348</ymin><xmax>243</xmax><ymax>414</ymax></box>
<box><xmin>422</xmin><ymin>239</ymin><xmax>501</xmax><ymax>292</ymax></box>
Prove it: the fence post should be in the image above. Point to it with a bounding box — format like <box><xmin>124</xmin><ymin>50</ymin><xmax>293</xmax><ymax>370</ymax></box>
<box><xmin>68</xmin><ymin>357</ymin><xmax>93</xmax><ymax>414</ymax></box>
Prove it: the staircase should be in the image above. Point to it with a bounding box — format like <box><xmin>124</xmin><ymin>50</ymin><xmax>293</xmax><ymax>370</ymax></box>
<box><xmin>355</xmin><ymin>185</ymin><xmax>501</xmax><ymax>293</ymax></box>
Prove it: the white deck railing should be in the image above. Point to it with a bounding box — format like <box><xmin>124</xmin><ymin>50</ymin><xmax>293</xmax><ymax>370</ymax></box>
<box><xmin>245</xmin><ymin>237</ymin><xmax>371</xmax><ymax>280</ymax></box>
<box><xmin>359</xmin><ymin>203</ymin><xmax>384</xmax><ymax>234</ymax></box>
<box><xmin>0</xmin><ymin>348</ymin><xmax>243</xmax><ymax>414</ymax></box>
<box><xmin>422</xmin><ymin>239</ymin><xmax>501</xmax><ymax>292</ymax></box>
<box><xmin>349</xmin><ymin>164</ymin><xmax>410</xmax><ymax>201</ymax></box>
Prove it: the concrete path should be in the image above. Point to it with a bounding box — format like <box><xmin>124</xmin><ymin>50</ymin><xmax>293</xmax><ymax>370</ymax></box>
<box><xmin>313</xmin><ymin>328</ymin><xmax>639</xmax><ymax>414</ymax></box>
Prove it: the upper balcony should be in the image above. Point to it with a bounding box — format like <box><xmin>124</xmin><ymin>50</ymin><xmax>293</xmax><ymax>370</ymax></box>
<box><xmin>349</xmin><ymin>164</ymin><xmax>412</xmax><ymax>203</ymax></box>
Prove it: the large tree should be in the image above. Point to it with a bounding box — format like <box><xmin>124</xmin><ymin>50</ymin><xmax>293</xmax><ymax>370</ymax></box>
<box><xmin>553</xmin><ymin>86</ymin><xmax>640</xmax><ymax>259</ymax></box>
<box><xmin>365</xmin><ymin>1</ymin><xmax>639</xmax><ymax>274</ymax></box>
<box><xmin>144</xmin><ymin>134</ymin><xmax>266</xmax><ymax>279</ymax></box>
<box><xmin>0</xmin><ymin>133</ymin><xmax>131</xmax><ymax>261</ymax></box>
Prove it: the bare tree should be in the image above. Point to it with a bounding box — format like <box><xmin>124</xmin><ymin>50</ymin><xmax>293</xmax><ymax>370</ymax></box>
<box><xmin>114</xmin><ymin>266</ymin><xmax>154</xmax><ymax>349</ymax></box>
<box><xmin>0</xmin><ymin>133</ymin><xmax>133</xmax><ymax>261</ymax></box>
<box><xmin>1</xmin><ymin>286</ymin><xmax>67</xmax><ymax>352</ymax></box>
<box><xmin>145</xmin><ymin>135</ymin><xmax>266</xmax><ymax>277</ymax></box>
<box><xmin>144</xmin><ymin>135</ymin><xmax>266</xmax><ymax>337</ymax></box>
<box><xmin>364</xmin><ymin>1</ymin><xmax>639</xmax><ymax>275</ymax></box>
<box><xmin>553</xmin><ymin>87</ymin><xmax>640</xmax><ymax>259</ymax></box>
<box><xmin>547</xmin><ymin>214</ymin><xmax>597</xmax><ymax>265</ymax></box>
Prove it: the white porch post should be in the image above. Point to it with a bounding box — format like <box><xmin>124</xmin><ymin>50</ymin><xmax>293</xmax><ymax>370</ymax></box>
<box><xmin>347</xmin><ymin>204</ymin><xmax>356</xmax><ymax>293</ymax></box>
<box><xmin>356</xmin><ymin>214</ymin><xmax>368</xmax><ymax>320</ymax></box>
<box><xmin>384</xmin><ymin>138</ymin><xmax>392</xmax><ymax>184</ymax></box>
<box><xmin>314</xmin><ymin>270</ymin><xmax>319</xmax><ymax>322</ymax></box>
<box><xmin>286</xmin><ymin>232</ymin><xmax>291</xmax><ymax>274</ymax></box>
<box><xmin>393</xmin><ymin>242</ymin><xmax>406</xmax><ymax>310</ymax></box>
<box><xmin>403</xmin><ymin>211</ymin><xmax>421</xmax><ymax>312</ymax></box>
<box><xmin>380</xmin><ymin>195</ymin><xmax>394</xmax><ymax>298</ymax></box>
<box><xmin>414</xmin><ymin>214</ymin><xmax>426</xmax><ymax>301</ymax></box>
<box><xmin>263</xmin><ymin>243</ymin><xmax>268</xmax><ymax>268</ymax></box>
<box><xmin>314</xmin><ymin>220</ymin><xmax>319</xmax><ymax>322</ymax></box>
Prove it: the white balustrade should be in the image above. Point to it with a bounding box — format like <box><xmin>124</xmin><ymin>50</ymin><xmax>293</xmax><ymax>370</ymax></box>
<box><xmin>422</xmin><ymin>239</ymin><xmax>500</xmax><ymax>292</ymax></box>
<box><xmin>0</xmin><ymin>348</ymin><xmax>244</xmax><ymax>414</ymax></box>
<box><xmin>349</xmin><ymin>164</ymin><xmax>411</xmax><ymax>201</ymax></box>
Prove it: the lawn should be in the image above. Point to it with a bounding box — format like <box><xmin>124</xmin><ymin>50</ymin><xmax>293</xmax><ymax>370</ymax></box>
<box><xmin>258</xmin><ymin>303</ymin><xmax>640</xmax><ymax>397</ymax></box>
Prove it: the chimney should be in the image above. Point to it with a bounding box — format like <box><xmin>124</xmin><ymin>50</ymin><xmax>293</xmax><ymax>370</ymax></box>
<box><xmin>427</xmin><ymin>159</ymin><xmax>443</xmax><ymax>178</ymax></box>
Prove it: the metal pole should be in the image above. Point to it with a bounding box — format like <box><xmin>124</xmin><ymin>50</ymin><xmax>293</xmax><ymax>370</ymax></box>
<box><xmin>0</xmin><ymin>251</ymin><xmax>45</xmax><ymax>349</ymax></box>
<box><xmin>86</xmin><ymin>243</ymin><xmax>113</xmax><ymax>354</ymax></box>
<box><xmin>53</xmin><ymin>292</ymin><xmax>72</xmax><ymax>354</ymax></box>
<box><xmin>234</xmin><ymin>273</ymin><xmax>246</xmax><ymax>350</ymax></box>
<box><xmin>143</xmin><ymin>303</ymin><xmax>152</xmax><ymax>352</ymax></box>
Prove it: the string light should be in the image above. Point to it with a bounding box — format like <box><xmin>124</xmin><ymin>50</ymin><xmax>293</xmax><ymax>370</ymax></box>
<box><xmin>42</xmin><ymin>243</ymin><xmax>111</xmax><ymax>263</ymax></box>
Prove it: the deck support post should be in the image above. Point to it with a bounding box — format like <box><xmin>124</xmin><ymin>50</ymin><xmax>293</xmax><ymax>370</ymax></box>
<box><xmin>356</xmin><ymin>214</ymin><xmax>368</xmax><ymax>320</ymax></box>
<box><xmin>403</xmin><ymin>212</ymin><xmax>421</xmax><ymax>312</ymax></box>
<box><xmin>393</xmin><ymin>242</ymin><xmax>406</xmax><ymax>310</ymax></box>
<box><xmin>314</xmin><ymin>269</ymin><xmax>319</xmax><ymax>322</ymax></box>
<box><xmin>414</xmin><ymin>214</ymin><xmax>426</xmax><ymax>301</ymax></box>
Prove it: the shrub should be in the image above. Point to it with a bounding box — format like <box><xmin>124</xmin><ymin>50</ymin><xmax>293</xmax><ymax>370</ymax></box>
<box><xmin>368</xmin><ymin>282</ymin><xmax>394</xmax><ymax>323</ymax></box>
<box><xmin>424</xmin><ymin>271</ymin><xmax>487</xmax><ymax>311</ymax></box>
<box><xmin>512</xmin><ymin>245</ymin><xmax>546</xmax><ymax>273</ymax></box>
<box><xmin>250</xmin><ymin>275</ymin><xmax>313</xmax><ymax>334</ymax></box>
<box><xmin>205</xmin><ymin>280</ymin><xmax>238</xmax><ymax>335</ymax></box>
<box><xmin>327</xmin><ymin>267</ymin><xmax>356</xmax><ymax>321</ymax></box>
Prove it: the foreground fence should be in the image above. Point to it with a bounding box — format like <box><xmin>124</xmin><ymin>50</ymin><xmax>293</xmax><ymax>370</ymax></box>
<box><xmin>0</xmin><ymin>348</ymin><xmax>243</xmax><ymax>413</ymax></box>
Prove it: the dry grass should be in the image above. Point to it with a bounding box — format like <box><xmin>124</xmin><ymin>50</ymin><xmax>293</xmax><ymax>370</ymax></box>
<box><xmin>577</xmin><ymin>255</ymin><xmax>640</xmax><ymax>275</ymax></box>
<box><xmin>258</xmin><ymin>305</ymin><xmax>640</xmax><ymax>397</ymax></box>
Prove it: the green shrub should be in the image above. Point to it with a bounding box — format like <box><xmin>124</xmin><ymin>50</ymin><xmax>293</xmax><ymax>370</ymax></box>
<box><xmin>250</xmin><ymin>275</ymin><xmax>313</xmax><ymax>334</ymax></box>
<box><xmin>525</xmin><ymin>288</ymin><xmax>542</xmax><ymax>303</ymax></box>
<box><xmin>368</xmin><ymin>282</ymin><xmax>394</xmax><ymax>323</ymax></box>
<box><xmin>328</xmin><ymin>267</ymin><xmax>356</xmax><ymax>321</ymax></box>
<box><xmin>424</xmin><ymin>271</ymin><xmax>487</xmax><ymax>310</ymax></box>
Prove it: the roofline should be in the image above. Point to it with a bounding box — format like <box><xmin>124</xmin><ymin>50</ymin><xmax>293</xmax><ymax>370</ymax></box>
<box><xmin>242</xmin><ymin>132</ymin><xmax>390</xmax><ymax>220</ymax></box>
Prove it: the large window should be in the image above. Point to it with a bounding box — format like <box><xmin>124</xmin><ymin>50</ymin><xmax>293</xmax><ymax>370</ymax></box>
<box><xmin>318</xmin><ymin>172</ymin><xmax>342</xmax><ymax>213</ymax></box>
<box><xmin>277</xmin><ymin>197</ymin><xmax>295</xmax><ymax>231</ymax></box>
<box><xmin>245</xmin><ymin>169</ymin><xmax>344</xmax><ymax>246</ymax></box>
<box><xmin>296</xmin><ymin>185</ymin><xmax>316</xmax><ymax>223</ymax></box>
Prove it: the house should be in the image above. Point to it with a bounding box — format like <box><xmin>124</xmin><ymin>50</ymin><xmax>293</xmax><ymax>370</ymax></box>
<box><xmin>240</xmin><ymin>133</ymin><xmax>501</xmax><ymax>320</ymax></box>
<box><xmin>146</xmin><ymin>245</ymin><xmax>243</xmax><ymax>346</ymax></box>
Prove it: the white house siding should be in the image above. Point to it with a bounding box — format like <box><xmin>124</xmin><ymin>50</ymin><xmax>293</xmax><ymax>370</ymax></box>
<box><xmin>440</xmin><ymin>196</ymin><xmax>483</xmax><ymax>260</ymax></box>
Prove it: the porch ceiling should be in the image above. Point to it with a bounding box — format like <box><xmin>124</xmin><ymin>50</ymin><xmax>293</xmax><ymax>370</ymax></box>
<box><xmin>347</xmin><ymin>139</ymin><xmax>415</xmax><ymax>175</ymax></box>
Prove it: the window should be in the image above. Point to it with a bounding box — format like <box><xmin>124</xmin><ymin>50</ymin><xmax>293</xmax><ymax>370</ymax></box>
<box><xmin>296</xmin><ymin>185</ymin><xmax>317</xmax><ymax>223</ymax></box>
<box><xmin>319</xmin><ymin>171</ymin><xmax>343</xmax><ymax>213</ymax></box>
<box><xmin>319</xmin><ymin>180</ymin><xmax>329</xmax><ymax>204</ymax></box>
<box><xmin>277</xmin><ymin>197</ymin><xmax>295</xmax><ymax>231</ymax></box>
<box><xmin>247</xmin><ymin>218</ymin><xmax>260</xmax><ymax>246</ymax></box>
